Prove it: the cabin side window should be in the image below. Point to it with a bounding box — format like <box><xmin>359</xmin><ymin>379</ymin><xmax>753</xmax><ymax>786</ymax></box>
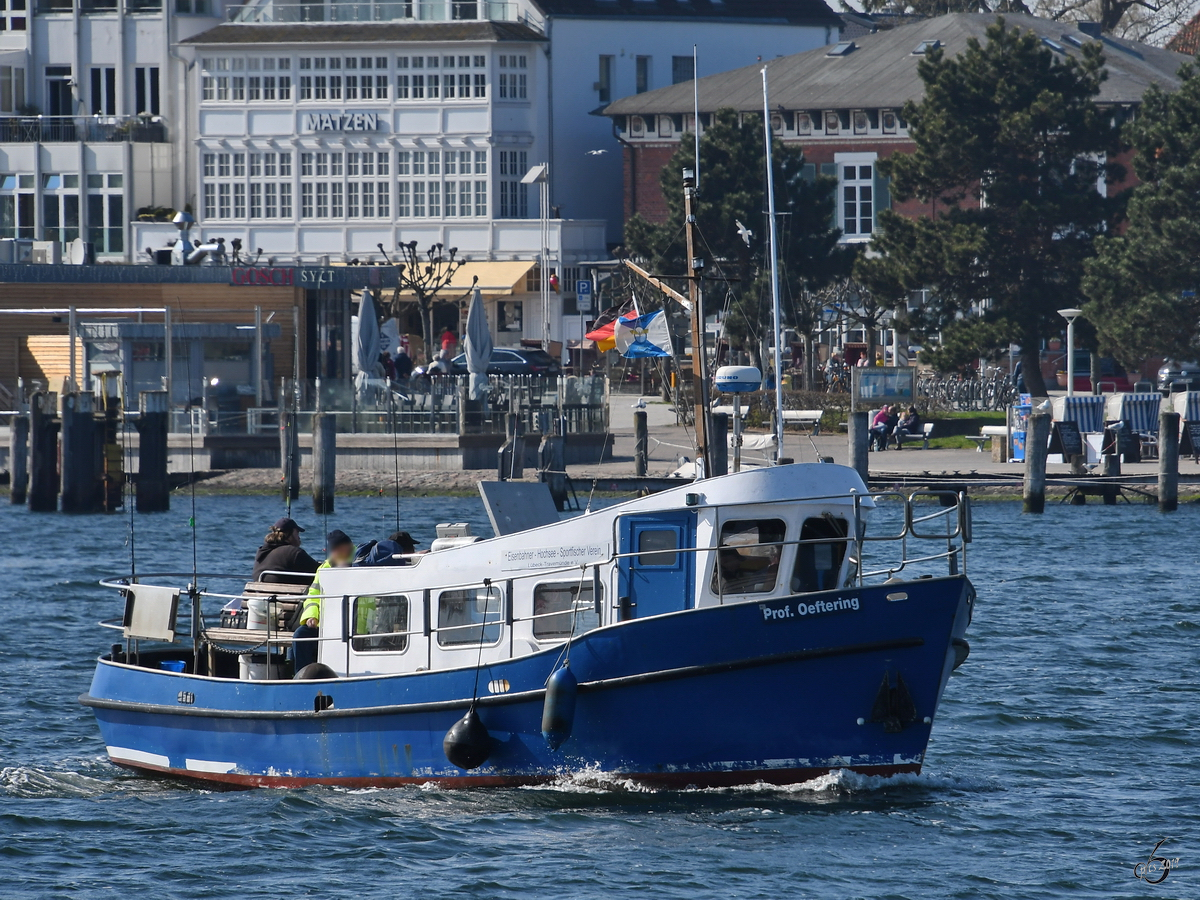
<box><xmin>792</xmin><ymin>517</ymin><xmax>850</xmax><ymax>593</ymax></box>
<box><xmin>533</xmin><ymin>582</ymin><xmax>602</xmax><ymax>639</ymax></box>
<box><xmin>352</xmin><ymin>595</ymin><xmax>409</xmax><ymax>652</ymax></box>
<box><xmin>437</xmin><ymin>586</ymin><xmax>502</xmax><ymax>646</ymax></box>
<box><xmin>712</xmin><ymin>519</ymin><xmax>786</xmax><ymax>594</ymax></box>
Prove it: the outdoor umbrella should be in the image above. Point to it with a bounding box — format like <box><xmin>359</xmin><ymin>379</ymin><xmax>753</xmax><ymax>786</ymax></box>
<box><xmin>464</xmin><ymin>286</ymin><xmax>492</xmax><ymax>400</ymax></box>
<box><xmin>355</xmin><ymin>288</ymin><xmax>381</xmax><ymax>401</ymax></box>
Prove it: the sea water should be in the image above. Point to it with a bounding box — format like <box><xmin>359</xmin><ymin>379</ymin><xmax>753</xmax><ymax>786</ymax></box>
<box><xmin>1</xmin><ymin>494</ymin><xmax>1197</xmax><ymax>899</ymax></box>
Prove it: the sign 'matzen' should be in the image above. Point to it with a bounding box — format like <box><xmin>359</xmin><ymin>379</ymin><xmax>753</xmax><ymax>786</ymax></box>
<box><xmin>303</xmin><ymin>112</ymin><xmax>380</xmax><ymax>132</ymax></box>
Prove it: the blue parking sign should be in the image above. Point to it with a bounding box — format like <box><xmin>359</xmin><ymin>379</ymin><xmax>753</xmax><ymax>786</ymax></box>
<box><xmin>576</xmin><ymin>279</ymin><xmax>593</xmax><ymax>313</ymax></box>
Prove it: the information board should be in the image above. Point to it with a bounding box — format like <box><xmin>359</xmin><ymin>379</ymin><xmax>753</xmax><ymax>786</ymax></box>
<box><xmin>1180</xmin><ymin>422</ymin><xmax>1200</xmax><ymax>459</ymax></box>
<box><xmin>1051</xmin><ymin>421</ymin><xmax>1084</xmax><ymax>459</ymax></box>
<box><xmin>851</xmin><ymin>366</ymin><xmax>916</xmax><ymax>411</ymax></box>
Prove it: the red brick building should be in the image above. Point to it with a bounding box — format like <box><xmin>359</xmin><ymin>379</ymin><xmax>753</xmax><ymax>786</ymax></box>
<box><xmin>605</xmin><ymin>13</ymin><xmax>1187</xmax><ymax>243</ymax></box>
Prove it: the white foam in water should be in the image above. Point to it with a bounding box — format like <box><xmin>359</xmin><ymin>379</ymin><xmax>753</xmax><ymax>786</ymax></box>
<box><xmin>523</xmin><ymin>765</ymin><xmax>660</xmax><ymax>794</ymax></box>
<box><xmin>519</xmin><ymin>767</ymin><xmax>1001</xmax><ymax>797</ymax></box>
<box><xmin>697</xmin><ymin>768</ymin><xmax>1001</xmax><ymax>796</ymax></box>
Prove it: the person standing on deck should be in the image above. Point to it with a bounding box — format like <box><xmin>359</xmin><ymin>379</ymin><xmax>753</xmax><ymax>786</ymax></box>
<box><xmin>293</xmin><ymin>529</ymin><xmax>355</xmax><ymax>671</ymax></box>
<box><xmin>252</xmin><ymin>517</ymin><xmax>320</xmax><ymax>585</ymax></box>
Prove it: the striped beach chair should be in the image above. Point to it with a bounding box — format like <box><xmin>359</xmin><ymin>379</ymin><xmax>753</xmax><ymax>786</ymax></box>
<box><xmin>1052</xmin><ymin>396</ymin><xmax>1106</xmax><ymax>433</ymax></box>
<box><xmin>1172</xmin><ymin>391</ymin><xmax>1200</xmax><ymax>423</ymax></box>
<box><xmin>1106</xmin><ymin>393</ymin><xmax>1163</xmax><ymax>435</ymax></box>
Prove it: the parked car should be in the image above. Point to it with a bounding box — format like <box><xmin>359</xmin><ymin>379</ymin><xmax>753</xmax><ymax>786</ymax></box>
<box><xmin>1058</xmin><ymin>353</ymin><xmax>1136</xmax><ymax>393</ymax></box>
<box><xmin>449</xmin><ymin>347</ymin><xmax>563</xmax><ymax>376</ymax></box>
<box><xmin>1157</xmin><ymin>361</ymin><xmax>1200</xmax><ymax>395</ymax></box>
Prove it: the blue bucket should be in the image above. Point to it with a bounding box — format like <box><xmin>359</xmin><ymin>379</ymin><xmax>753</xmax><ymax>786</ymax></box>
<box><xmin>160</xmin><ymin>660</ymin><xmax>186</xmax><ymax>673</ymax></box>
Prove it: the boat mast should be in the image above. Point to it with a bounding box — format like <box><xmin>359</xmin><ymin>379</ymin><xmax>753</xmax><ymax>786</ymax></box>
<box><xmin>762</xmin><ymin>66</ymin><xmax>785</xmax><ymax>464</ymax></box>
<box><xmin>683</xmin><ymin>168</ymin><xmax>712</xmax><ymax>477</ymax></box>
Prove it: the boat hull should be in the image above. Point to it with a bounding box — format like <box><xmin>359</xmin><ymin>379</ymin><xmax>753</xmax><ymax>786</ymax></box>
<box><xmin>83</xmin><ymin>575</ymin><xmax>972</xmax><ymax>788</ymax></box>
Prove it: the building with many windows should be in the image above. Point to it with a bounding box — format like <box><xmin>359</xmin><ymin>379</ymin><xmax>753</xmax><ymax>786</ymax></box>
<box><xmin>0</xmin><ymin>0</ymin><xmax>226</xmax><ymax>257</ymax></box>
<box><xmin>603</xmin><ymin>13</ymin><xmax>1187</xmax><ymax>243</ymax></box>
<box><xmin>137</xmin><ymin>21</ymin><xmax>591</xmax><ymax>267</ymax></box>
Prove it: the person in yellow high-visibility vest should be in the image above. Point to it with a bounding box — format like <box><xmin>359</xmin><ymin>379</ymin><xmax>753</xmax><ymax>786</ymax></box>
<box><xmin>292</xmin><ymin>529</ymin><xmax>355</xmax><ymax>671</ymax></box>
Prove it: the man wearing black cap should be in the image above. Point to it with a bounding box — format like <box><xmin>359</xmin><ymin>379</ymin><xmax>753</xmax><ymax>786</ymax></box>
<box><xmin>292</xmin><ymin>529</ymin><xmax>354</xmax><ymax>671</ymax></box>
<box><xmin>388</xmin><ymin>531</ymin><xmax>420</xmax><ymax>555</ymax></box>
<box><xmin>252</xmin><ymin>517</ymin><xmax>321</xmax><ymax>585</ymax></box>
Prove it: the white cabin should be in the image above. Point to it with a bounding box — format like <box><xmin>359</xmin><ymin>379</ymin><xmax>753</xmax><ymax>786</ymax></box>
<box><xmin>315</xmin><ymin>464</ymin><xmax>872</xmax><ymax>676</ymax></box>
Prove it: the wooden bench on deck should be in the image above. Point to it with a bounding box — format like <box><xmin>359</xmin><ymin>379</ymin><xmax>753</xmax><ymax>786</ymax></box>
<box><xmin>201</xmin><ymin>581</ymin><xmax>310</xmax><ymax>657</ymax></box>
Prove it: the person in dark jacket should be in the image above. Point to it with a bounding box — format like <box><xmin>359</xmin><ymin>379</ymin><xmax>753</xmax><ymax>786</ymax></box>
<box><xmin>352</xmin><ymin>531</ymin><xmax>421</xmax><ymax>567</ymax></box>
<box><xmin>892</xmin><ymin>407</ymin><xmax>923</xmax><ymax>449</ymax></box>
<box><xmin>393</xmin><ymin>349</ymin><xmax>413</xmax><ymax>381</ymax></box>
<box><xmin>252</xmin><ymin>517</ymin><xmax>321</xmax><ymax>585</ymax></box>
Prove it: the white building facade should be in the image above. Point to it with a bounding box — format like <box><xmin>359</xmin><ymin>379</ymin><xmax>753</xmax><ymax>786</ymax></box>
<box><xmin>152</xmin><ymin>19</ymin><xmax>608</xmax><ymax>275</ymax></box>
<box><xmin>0</xmin><ymin>0</ymin><xmax>226</xmax><ymax>258</ymax></box>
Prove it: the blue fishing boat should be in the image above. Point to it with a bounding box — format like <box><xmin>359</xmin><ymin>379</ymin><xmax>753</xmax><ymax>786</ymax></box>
<box><xmin>82</xmin><ymin>464</ymin><xmax>974</xmax><ymax>788</ymax></box>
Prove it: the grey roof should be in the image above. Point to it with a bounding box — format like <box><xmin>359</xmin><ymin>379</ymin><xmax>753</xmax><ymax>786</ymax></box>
<box><xmin>182</xmin><ymin>21</ymin><xmax>546</xmax><ymax>45</ymax></box>
<box><xmin>527</xmin><ymin>0</ymin><xmax>839</xmax><ymax>26</ymax></box>
<box><xmin>603</xmin><ymin>13</ymin><xmax>1189</xmax><ymax>115</ymax></box>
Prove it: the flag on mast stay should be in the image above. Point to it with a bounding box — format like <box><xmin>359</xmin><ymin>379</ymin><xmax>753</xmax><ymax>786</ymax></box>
<box><xmin>615</xmin><ymin>309</ymin><xmax>672</xmax><ymax>358</ymax></box>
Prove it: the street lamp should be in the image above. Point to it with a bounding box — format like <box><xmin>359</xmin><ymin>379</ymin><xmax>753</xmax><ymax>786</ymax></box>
<box><xmin>1058</xmin><ymin>308</ymin><xmax>1083</xmax><ymax>398</ymax></box>
<box><xmin>521</xmin><ymin>163</ymin><xmax>551</xmax><ymax>351</ymax></box>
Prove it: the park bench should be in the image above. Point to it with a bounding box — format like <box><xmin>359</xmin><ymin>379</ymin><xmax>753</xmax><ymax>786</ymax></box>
<box><xmin>895</xmin><ymin>421</ymin><xmax>936</xmax><ymax>450</ymax></box>
<box><xmin>968</xmin><ymin>425</ymin><xmax>1009</xmax><ymax>452</ymax></box>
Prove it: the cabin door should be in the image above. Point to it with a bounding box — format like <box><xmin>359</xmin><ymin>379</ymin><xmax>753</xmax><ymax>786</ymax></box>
<box><xmin>617</xmin><ymin>512</ymin><xmax>696</xmax><ymax>619</ymax></box>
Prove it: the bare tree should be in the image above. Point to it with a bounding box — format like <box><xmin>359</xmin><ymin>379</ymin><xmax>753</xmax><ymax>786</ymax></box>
<box><xmin>378</xmin><ymin>241</ymin><xmax>473</xmax><ymax>361</ymax></box>
<box><xmin>849</xmin><ymin>0</ymin><xmax>1195</xmax><ymax>46</ymax></box>
<box><xmin>819</xmin><ymin>277</ymin><xmax>897</xmax><ymax>367</ymax></box>
<box><xmin>1033</xmin><ymin>0</ymin><xmax>1197</xmax><ymax>45</ymax></box>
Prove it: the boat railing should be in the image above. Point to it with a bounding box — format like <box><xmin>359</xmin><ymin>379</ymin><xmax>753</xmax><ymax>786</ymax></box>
<box><xmin>607</xmin><ymin>489</ymin><xmax>969</xmax><ymax>588</ymax></box>
<box><xmin>98</xmin><ymin>489</ymin><xmax>968</xmax><ymax>665</ymax></box>
<box><xmin>100</xmin><ymin>572</ymin><xmax>601</xmax><ymax>659</ymax></box>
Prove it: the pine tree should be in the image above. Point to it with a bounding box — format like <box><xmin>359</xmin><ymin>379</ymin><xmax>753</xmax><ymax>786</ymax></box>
<box><xmin>624</xmin><ymin>108</ymin><xmax>851</xmax><ymax>375</ymax></box>
<box><xmin>1083</xmin><ymin>65</ymin><xmax>1200</xmax><ymax>368</ymax></box>
<box><xmin>855</xmin><ymin>18</ymin><xmax>1122</xmax><ymax>395</ymax></box>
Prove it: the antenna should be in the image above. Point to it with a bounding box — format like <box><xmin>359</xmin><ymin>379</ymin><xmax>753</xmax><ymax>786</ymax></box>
<box><xmin>762</xmin><ymin>65</ymin><xmax>785</xmax><ymax>464</ymax></box>
<box><xmin>693</xmin><ymin>44</ymin><xmax>701</xmax><ymax>191</ymax></box>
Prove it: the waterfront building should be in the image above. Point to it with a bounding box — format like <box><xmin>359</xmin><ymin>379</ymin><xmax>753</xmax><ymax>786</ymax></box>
<box><xmin>604</xmin><ymin>13</ymin><xmax>1187</xmax><ymax>243</ymax></box>
<box><xmin>0</xmin><ymin>0</ymin><xmax>225</xmax><ymax>259</ymax></box>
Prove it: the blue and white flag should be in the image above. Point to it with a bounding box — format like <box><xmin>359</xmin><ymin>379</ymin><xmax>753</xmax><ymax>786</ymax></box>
<box><xmin>615</xmin><ymin>309</ymin><xmax>672</xmax><ymax>359</ymax></box>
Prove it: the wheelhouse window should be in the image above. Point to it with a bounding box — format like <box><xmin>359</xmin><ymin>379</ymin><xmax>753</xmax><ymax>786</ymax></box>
<box><xmin>712</xmin><ymin>519</ymin><xmax>786</xmax><ymax>594</ymax></box>
<box><xmin>437</xmin><ymin>586</ymin><xmax>501</xmax><ymax>646</ymax></box>
<box><xmin>533</xmin><ymin>582</ymin><xmax>601</xmax><ymax>639</ymax></box>
<box><xmin>792</xmin><ymin>516</ymin><xmax>850</xmax><ymax>593</ymax></box>
<box><xmin>352</xmin><ymin>595</ymin><xmax>409</xmax><ymax>652</ymax></box>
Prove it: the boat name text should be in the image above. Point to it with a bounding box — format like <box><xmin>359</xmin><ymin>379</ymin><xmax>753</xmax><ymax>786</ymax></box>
<box><xmin>760</xmin><ymin>596</ymin><xmax>860</xmax><ymax>621</ymax></box>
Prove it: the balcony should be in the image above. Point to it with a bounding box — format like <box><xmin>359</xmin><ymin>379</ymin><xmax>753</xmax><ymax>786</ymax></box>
<box><xmin>0</xmin><ymin>116</ymin><xmax>167</xmax><ymax>143</ymax></box>
<box><xmin>227</xmin><ymin>0</ymin><xmax>519</xmax><ymax>23</ymax></box>
<box><xmin>37</xmin><ymin>0</ymin><xmax>162</xmax><ymax>10</ymax></box>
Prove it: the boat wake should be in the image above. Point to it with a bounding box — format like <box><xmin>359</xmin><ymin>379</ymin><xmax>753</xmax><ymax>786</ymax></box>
<box><xmin>698</xmin><ymin>768</ymin><xmax>1001</xmax><ymax>796</ymax></box>
<box><xmin>523</xmin><ymin>766</ymin><xmax>1000</xmax><ymax>798</ymax></box>
<box><xmin>0</xmin><ymin>759</ymin><xmax>188</xmax><ymax>799</ymax></box>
